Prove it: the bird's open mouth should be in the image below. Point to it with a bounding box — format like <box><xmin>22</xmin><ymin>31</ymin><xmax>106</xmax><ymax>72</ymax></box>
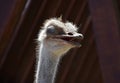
<box><xmin>53</xmin><ymin>35</ymin><xmax>83</xmax><ymax>47</ymax></box>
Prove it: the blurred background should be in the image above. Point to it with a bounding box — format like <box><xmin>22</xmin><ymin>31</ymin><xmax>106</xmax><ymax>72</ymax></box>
<box><xmin>0</xmin><ymin>0</ymin><xmax>120</xmax><ymax>83</ymax></box>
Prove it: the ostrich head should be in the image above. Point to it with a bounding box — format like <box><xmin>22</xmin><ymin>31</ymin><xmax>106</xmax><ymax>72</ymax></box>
<box><xmin>38</xmin><ymin>18</ymin><xmax>83</xmax><ymax>56</ymax></box>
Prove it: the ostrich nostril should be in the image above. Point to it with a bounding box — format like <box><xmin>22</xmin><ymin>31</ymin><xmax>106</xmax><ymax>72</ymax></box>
<box><xmin>67</xmin><ymin>32</ymin><xmax>73</xmax><ymax>35</ymax></box>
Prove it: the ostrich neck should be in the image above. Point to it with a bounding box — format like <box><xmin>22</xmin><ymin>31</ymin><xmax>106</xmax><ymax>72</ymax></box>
<box><xmin>36</xmin><ymin>42</ymin><xmax>61</xmax><ymax>83</ymax></box>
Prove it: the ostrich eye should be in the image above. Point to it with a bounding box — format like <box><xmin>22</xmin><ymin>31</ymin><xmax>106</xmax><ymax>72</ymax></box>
<box><xmin>47</xmin><ymin>26</ymin><xmax>56</xmax><ymax>34</ymax></box>
<box><xmin>46</xmin><ymin>25</ymin><xmax>65</xmax><ymax>35</ymax></box>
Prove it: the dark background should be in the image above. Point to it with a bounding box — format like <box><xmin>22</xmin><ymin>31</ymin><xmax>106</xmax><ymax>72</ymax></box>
<box><xmin>0</xmin><ymin>0</ymin><xmax>120</xmax><ymax>83</ymax></box>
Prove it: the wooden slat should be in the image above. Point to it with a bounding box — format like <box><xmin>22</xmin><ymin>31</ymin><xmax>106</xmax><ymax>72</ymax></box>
<box><xmin>0</xmin><ymin>0</ymin><xmax>27</xmax><ymax>68</ymax></box>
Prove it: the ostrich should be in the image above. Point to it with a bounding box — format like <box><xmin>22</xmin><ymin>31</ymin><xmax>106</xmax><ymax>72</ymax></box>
<box><xmin>35</xmin><ymin>18</ymin><xmax>83</xmax><ymax>83</ymax></box>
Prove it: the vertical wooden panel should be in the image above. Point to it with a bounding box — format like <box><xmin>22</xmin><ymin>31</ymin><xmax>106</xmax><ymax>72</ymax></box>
<box><xmin>88</xmin><ymin>0</ymin><xmax>120</xmax><ymax>83</ymax></box>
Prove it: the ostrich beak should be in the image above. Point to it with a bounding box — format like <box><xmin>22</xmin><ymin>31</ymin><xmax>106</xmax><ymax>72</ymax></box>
<box><xmin>52</xmin><ymin>33</ymin><xmax>84</xmax><ymax>47</ymax></box>
<box><xmin>61</xmin><ymin>33</ymin><xmax>83</xmax><ymax>47</ymax></box>
<box><xmin>73</xmin><ymin>33</ymin><xmax>84</xmax><ymax>40</ymax></box>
